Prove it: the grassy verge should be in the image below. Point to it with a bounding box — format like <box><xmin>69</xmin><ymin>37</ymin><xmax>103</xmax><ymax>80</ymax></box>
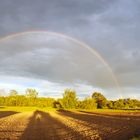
<box><xmin>131</xmin><ymin>136</ymin><xmax>140</xmax><ymax>140</ymax></box>
<box><xmin>0</xmin><ymin>106</ymin><xmax>140</xmax><ymax>113</ymax></box>
<box><xmin>0</xmin><ymin>106</ymin><xmax>57</xmax><ymax>112</ymax></box>
<box><xmin>76</xmin><ymin>109</ymin><xmax>140</xmax><ymax>113</ymax></box>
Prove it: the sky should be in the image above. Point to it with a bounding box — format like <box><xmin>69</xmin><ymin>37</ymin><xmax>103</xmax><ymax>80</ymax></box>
<box><xmin>0</xmin><ymin>0</ymin><xmax>140</xmax><ymax>99</ymax></box>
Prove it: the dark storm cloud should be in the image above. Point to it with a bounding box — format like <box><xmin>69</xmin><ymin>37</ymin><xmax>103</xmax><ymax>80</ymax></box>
<box><xmin>0</xmin><ymin>0</ymin><xmax>115</xmax><ymax>35</ymax></box>
<box><xmin>0</xmin><ymin>0</ymin><xmax>140</xmax><ymax>97</ymax></box>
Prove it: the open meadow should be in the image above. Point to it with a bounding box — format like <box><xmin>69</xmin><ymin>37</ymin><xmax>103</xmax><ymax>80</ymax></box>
<box><xmin>0</xmin><ymin>107</ymin><xmax>140</xmax><ymax>140</ymax></box>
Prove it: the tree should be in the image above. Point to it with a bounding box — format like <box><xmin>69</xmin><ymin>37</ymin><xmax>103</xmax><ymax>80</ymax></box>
<box><xmin>9</xmin><ymin>90</ymin><xmax>18</xmax><ymax>96</ymax></box>
<box><xmin>25</xmin><ymin>88</ymin><xmax>38</xmax><ymax>106</ymax></box>
<box><xmin>53</xmin><ymin>101</ymin><xmax>62</xmax><ymax>109</ymax></box>
<box><xmin>0</xmin><ymin>96</ymin><xmax>5</xmax><ymax>106</ymax></box>
<box><xmin>113</xmin><ymin>99</ymin><xmax>125</xmax><ymax>109</ymax></box>
<box><xmin>26</xmin><ymin>88</ymin><xmax>38</xmax><ymax>99</ymax></box>
<box><xmin>92</xmin><ymin>92</ymin><xmax>107</xmax><ymax>108</ymax></box>
<box><xmin>79</xmin><ymin>98</ymin><xmax>97</xmax><ymax>109</ymax></box>
<box><xmin>106</xmin><ymin>100</ymin><xmax>113</xmax><ymax>109</ymax></box>
<box><xmin>61</xmin><ymin>89</ymin><xmax>77</xmax><ymax>109</ymax></box>
<box><xmin>36</xmin><ymin>97</ymin><xmax>55</xmax><ymax>107</ymax></box>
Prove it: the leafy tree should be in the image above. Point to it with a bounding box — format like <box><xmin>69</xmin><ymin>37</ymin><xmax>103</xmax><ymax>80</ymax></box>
<box><xmin>25</xmin><ymin>88</ymin><xmax>38</xmax><ymax>106</ymax></box>
<box><xmin>26</xmin><ymin>88</ymin><xmax>38</xmax><ymax>99</ymax></box>
<box><xmin>113</xmin><ymin>99</ymin><xmax>125</xmax><ymax>109</ymax></box>
<box><xmin>79</xmin><ymin>98</ymin><xmax>97</xmax><ymax>109</ymax></box>
<box><xmin>9</xmin><ymin>90</ymin><xmax>18</xmax><ymax>96</ymax></box>
<box><xmin>92</xmin><ymin>92</ymin><xmax>107</xmax><ymax>108</ymax></box>
<box><xmin>106</xmin><ymin>100</ymin><xmax>114</xmax><ymax>109</ymax></box>
<box><xmin>61</xmin><ymin>89</ymin><xmax>77</xmax><ymax>109</ymax></box>
<box><xmin>0</xmin><ymin>88</ymin><xmax>140</xmax><ymax>110</ymax></box>
<box><xmin>133</xmin><ymin>99</ymin><xmax>140</xmax><ymax>108</ymax></box>
<box><xmin>0</xmin><ymin>96</ymin><xmax>5</xmax><ymax>106</ymax></box>
<box><xmin>53</xmin><ymin>101</ymin><xmax>63</xmax><ymax>109</ymax></box>
<box><xmin>36</xmin><ymin>97</ymin><xmax>55</xmax><ymax>107</ymax></box>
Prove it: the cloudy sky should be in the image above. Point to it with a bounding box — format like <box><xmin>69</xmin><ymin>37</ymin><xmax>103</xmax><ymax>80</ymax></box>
<box><xmin>0</xmin><ymin>0</ymin><xmax>140</xmax><ymax>99</ymax></box>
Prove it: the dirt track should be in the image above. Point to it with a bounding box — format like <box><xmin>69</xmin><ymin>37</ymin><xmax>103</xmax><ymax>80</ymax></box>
<box><xmin>0</xmin><ymin>110</ymin><xmax>140</xmax><ymax>140</ymax></box>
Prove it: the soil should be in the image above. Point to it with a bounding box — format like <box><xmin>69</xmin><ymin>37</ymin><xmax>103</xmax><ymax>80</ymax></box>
<box><xmin>0</xmin><ymin>110</ymin><xmax>140</xmax><ymax>140</ymax></box>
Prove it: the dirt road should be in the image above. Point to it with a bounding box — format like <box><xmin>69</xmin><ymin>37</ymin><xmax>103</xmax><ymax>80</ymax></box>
<box><xmin>0</xmin><ymin>110</ymin><xmax>140</xmax><ymax>140</ymax></box>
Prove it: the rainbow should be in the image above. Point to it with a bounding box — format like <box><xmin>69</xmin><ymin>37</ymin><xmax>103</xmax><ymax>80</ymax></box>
<box><xmin>0</xmin><ymin>30</ymin><xmax>122</xmax><ymax>97</ymax></box>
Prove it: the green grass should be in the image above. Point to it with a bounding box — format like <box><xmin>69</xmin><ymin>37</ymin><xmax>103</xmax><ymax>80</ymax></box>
<box><xmin>77</xmin><ymin>108</ymin><xmax>140</xmax><ymax>113</ymax></box>
<box><xmin>131</xmin><ymin>136</ymin><xmax>140</xmax><ymax>140</ymax></box>
<box><xmin>0</xmin><ymin>106</ymin><xmax>140</xmax><ymax>113</ymax></box>
<box><xmin>0</xmin><ymin>106</ymin><xmax>57</xmax><ymax>112</ymax></box>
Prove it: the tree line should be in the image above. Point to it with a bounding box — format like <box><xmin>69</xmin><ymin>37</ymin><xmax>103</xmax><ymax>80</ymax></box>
<box><xmin>0</xmin><ymin>88</ymin><xmax>140</xmax><ymax>110</ymax></box>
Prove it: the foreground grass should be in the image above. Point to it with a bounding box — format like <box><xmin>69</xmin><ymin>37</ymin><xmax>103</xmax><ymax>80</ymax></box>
<box><xmin>0</xmin><ymin>106</ymin><xmax>140</xmax><ymax>113</ymax></box>
<box><xmin>131</xmin><ymin>136</ymin><xmax>140</xmax><ymax>140</ymax></box>
<box><xmin>0</xmin><ymin>106</ymin><xmax>57</xmax><ymax>112</ymax></box>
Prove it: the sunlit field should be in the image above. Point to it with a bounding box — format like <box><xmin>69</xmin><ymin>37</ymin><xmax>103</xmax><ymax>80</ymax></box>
<box><xmin>0</xmin><ymin>106</ymin><xmax>56</xmax><ymax>112</ymax></box>
<box><xmin>0</xmin><ymin>106</ymin><xmax>140</xmax><ymax>140</ymax></box>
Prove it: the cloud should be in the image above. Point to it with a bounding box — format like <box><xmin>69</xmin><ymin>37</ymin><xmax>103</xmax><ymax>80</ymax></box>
<box><xmin>0</xmin><ymin>0</ymin><xmax>139</xmax><ymax>99</ymax></box>
<box><xmin>0</xmin><ymin>33</ymin><xmax>117</xmax><ymax>88</ymax></box>
<box><xmin>0</xmin><ymin>75</ymin><xmax>98</xmax><ymax>99</ymax></box>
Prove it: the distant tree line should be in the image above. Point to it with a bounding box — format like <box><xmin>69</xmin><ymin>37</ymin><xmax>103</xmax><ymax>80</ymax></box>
<box><xmin>0</xmin><ymin>89</ymin><xmax>55</xmax><ymax>107</ymax></box>
<box><xmin>0</xmin><ymin>88</ymin><xmax>140</xmax><ymax>110</ymax></box>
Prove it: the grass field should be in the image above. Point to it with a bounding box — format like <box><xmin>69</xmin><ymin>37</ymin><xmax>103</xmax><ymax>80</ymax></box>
<box><xmin>0</xmin><ymin>106</ymin><xmax>140</xmax><ymax>140</ymax></box>
<box><xmin>2</xmin><ymin>106</ymin><xmax>140</xmax><ymax>113</ymax></box>
<box><xmin>0</xmin><ymin>106</ymin><xmax>57</xmax><ymax>112</ymax></box>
